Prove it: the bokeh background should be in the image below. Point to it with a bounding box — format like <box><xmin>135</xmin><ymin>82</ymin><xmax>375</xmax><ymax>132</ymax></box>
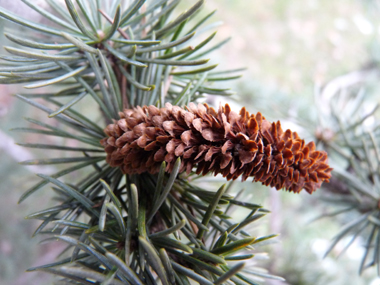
<box><xmin>1</xmin><ymin>0</ymin><xmax>380</xmax><ymax>284</ymax></box>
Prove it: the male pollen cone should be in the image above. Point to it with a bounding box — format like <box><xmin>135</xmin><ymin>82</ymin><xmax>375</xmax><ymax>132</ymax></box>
<box><xmin>101</xmin><ymin>103</ymin><xmax>332</xmax><ymax>194</ymax></box>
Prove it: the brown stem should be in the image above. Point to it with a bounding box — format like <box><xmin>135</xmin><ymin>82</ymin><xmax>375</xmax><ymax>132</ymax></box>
<box><xmin>98</xmin><ymin>9</ymin><xmax>130</xmax><ymax>39</ymax></box>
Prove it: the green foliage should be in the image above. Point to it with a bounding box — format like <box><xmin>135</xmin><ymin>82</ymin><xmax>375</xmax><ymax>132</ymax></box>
<box><xmin>314</xmin><ymin>82</ymin><xmax>380</xmax><ymax>275</ymax></box>
<box><xmin>0</xmin><ymin>1</ymin><xmax>280</xmax><ymax>284</ymax></box>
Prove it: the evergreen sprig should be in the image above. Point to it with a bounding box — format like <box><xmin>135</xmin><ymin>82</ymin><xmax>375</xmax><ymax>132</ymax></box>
<box><xmin>0</xmin><ymin>1</ymin><xmax>282</xmax><ymax>284</ymax></box>
<box><xmin>317</xmin><ymin>86</ymin><xmax>380</xmax><ymax>275</ymax></box>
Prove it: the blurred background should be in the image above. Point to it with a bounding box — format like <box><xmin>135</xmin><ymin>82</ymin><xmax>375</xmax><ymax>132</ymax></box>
<box><xmin>1</xmin><ymin>0</ymin><xmax>380</xmax><ymax>284</ymax></box>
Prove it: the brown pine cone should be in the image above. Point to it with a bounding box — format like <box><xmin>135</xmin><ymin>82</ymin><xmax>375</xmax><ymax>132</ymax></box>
<box><xmin>101</xmin><ymin>103</ymin><xmax>332</xmax><ymax>194</ymax></box>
